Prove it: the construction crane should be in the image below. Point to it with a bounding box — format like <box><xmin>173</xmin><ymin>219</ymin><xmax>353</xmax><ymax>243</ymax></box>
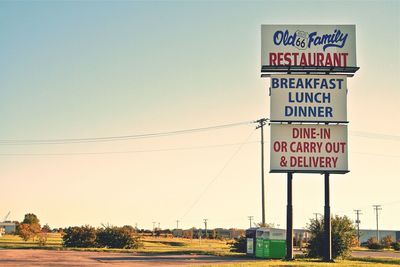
<box><xmin>2</xmin><ymin>211</ymin><xmax>10</xmax><ymax>222</ymax></box>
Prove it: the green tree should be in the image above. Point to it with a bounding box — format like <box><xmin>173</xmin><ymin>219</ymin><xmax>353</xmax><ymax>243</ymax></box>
<box><xmin>96</xmin><ymin>226</ymin><xmax>141</xmax><ymax>249</ymax></box>
<box><xmin>41</xmin><ymin>224</ymin><xmax>51</xmax><ymax>233</ymax></box>
<box><xmin>307</xmin><ymin>215</ymin><xmax>356</xmax><ymax>259</ymax></box>
<box><xmin>63</xmin><ymin>225</ymin><xmax>97</xmax><ymax>248</ymax></box>
<box><xmin>229</xmin><ymin>236</ymin><xmax>247</xmax><ymax>253</ymax></box>
<box><xmin>22</xmin><ymin>213</ymin><xmax>40</xmax><ymax>225</ymax></box>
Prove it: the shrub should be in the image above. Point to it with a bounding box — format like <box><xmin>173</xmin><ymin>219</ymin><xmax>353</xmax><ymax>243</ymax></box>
<box><xmin>393</xmin><ymin>242</ymin><xmax>400</xmax><ymax>251</ymax></box>
<box><xmin>96</xmin><ymin>226</ymin><xmax>141</xmax><ymax>249</ymax></box>
<box><xmin>367</xmin><ymin>237</ymin><xmax>382</xmax><ymax>249</ymax></box>
<box><xmin>381</xmin><ymin>235</ymin><xmax>393</xmax><ymax>249</ymax></box>
<box><xmin>229</xmin><ymin>236</ymin><xmax>247</xmax><ymax>253</ymax></box>
<box><xmin>307</xmin><ymin>215</ymin><xmax>356</xmax><ymax>259</ymax></box>
<box><xmin>63</xmin><ymin>225</ymin><xmax>97</xmax><ymax>248</ymax></box>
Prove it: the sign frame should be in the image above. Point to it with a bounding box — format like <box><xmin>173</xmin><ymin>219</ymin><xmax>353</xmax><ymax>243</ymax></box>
<box><xmin>261</xmin><ymin>24</ymin><xmax>359</xmax><ymax>74</ymax></box>
<box><xmin>269</xmin><ymin>123</ymin><xmax>349</xmax><ymax>174</ymax></box>
<box><xmin>270</xmin><ymin>74</ymin><xmax>348</xmax><ymax>123</ymax></box>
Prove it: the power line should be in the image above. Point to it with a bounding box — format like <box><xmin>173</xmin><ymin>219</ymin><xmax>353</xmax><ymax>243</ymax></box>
<box><xmin>0</xmin><ymin>120</ymin><xmax>253</xmax><ymax>145</ymax></box>
<box><xmin>350</xmin><ymin>131</ymin><xmax>400</xmax><ymax>142</ymax></box>
<box><xmin>180</xmin><ymin>129</ymin><xmax>255</xmax><ymax>220</ymax></box>
<box><xmin>0</xmin><ymin>141</ymin><xmax>258</xmax><ymax>157</ymax></box>
<box><xmin>352</xmin><ymin>152</ymin><xmax>400</xmax><ymax>159</ymax></box>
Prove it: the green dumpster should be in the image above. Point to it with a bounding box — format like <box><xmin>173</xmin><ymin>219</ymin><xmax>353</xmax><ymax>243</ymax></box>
<box><xmin>255</xmin><ymin>228</ymin><xmax>286</xmax><ymax>259</ymax></box>
<box><xmin>255</xmin><ymin>237</ymin><xmax>264</xmax><ymax>257</ymax></box>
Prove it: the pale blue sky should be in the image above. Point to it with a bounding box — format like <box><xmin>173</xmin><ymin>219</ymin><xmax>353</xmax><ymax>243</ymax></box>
<box><xmin>0</xmin><ymin>0</ymin><xmax>399</xmax><ymax>230</ymax></box>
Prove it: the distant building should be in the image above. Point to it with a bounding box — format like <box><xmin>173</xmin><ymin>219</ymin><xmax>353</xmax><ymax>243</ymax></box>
<box><xmin>293</xmin><ymin>228</ymin><xmax>400</xmax><ymax>244</ymax></box>
<box><xmin>172</xmin><ymin>228</ymin><xmax>183</xmax><ymax>237</ymax></box>
<box><xmin>294</xmin><ymin>229</ymin><xmax>311</xmax><ymax>242</ymax></box>
<box><xmin>172</xmin><ymin>228</ymin><xmax>245</xmax><ymax>239</ymax></box>
<box><xmin>359</xmin><ymin>230</ymin><xmax>400</xmax><ymax>243</ymax></box>
<box><xmin>0</xmin><ymin>222</ymin><xmax>16</xmax><ymax>234</ymax></box>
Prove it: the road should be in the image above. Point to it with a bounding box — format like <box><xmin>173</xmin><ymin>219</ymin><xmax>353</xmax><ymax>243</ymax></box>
<box><xmin>0</xmin><ymin>249</ymin><xmax>248</xmax><ymax>267</ymax></box>
<box><xmin>0</xmin><ymin>249</ymin><xmax>398</xmax><ymax>266</ymax></box>
<box><xmin>352</xmin><ymin>250</ymin><xmax>400</xmax><ymax>258</ymax></box>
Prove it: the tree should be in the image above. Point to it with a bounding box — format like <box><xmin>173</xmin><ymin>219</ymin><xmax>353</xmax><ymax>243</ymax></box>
<box><xmin>22</xmin><ymin>213</ymin><xmax>40</xmax><ymax>225</ymax></box>
<box><xmin>63</xmin><ymin>225</ymin><xmax>97</xmax><ymax>248</ymax></box>
<box><xmin>29</xmin><ymin>223</ymin><xmax>41</xmax><ymax>241</ymax></box>
<box><xmin>307</xmin><ymin>215</ymin><xmax>357</xmax><ymax>259</ymax></box>
<box><xmin>96</xmin><ymin>226</ymin><xmax>141</xmax><ymax>249</ymax></box>
<box><xmin>18</xmin><ymin>213</ymin><xmax>41</xmax><ymax>241</ymax></box>
<box><xmin>41</xmin><ymin>224</ymin><xmax>51</xmax><ymax>233</ymax></box>
<box><xmin>17</xmin><ymin>224</ymin><xmax>34</xmax><ymax>241</ymax></box>
<box><xmin>17</xmin><ymin>222</ymin><xmax>41</xmax><ymax>241</ymax></box>
<box><xmin>121</xmin><ymin>225</ymin><xmax>136</xmax><ymax>234</ymax></box>
<box><xmin>229</xmin><ymin>236</ymin><xmax>247</xmax><ymax>253</ymax></box>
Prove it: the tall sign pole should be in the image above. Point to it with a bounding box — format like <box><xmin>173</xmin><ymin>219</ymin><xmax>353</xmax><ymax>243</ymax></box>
<box><xmin>323</xmin><ymin>172</ymin><xmax>332</xmax><ymax>262</ymax></box>
<box><xmin>286</xmin><ymin>172</ymin><xmax>293</xmax><ymax>260</ymax></box>
<box><xmin>256</xmin><ymin>118</ymin><xmax>267</xmax><ymax>226</ymax></box>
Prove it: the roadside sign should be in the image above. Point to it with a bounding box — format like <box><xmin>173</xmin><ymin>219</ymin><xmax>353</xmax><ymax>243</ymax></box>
<box><xmin>261</xmin><ymin>25</ymin><xmax>357</xmax><ymax>72</ymax></box>
<box><xmin>270</xmin><ymin>124</ymin><xmax>348</xmax><ymax>173</ymax></box>
<box><xmin>270</xmin><ymin>74</ymin><xmax>347</xmax><ymax>122</ymax></box>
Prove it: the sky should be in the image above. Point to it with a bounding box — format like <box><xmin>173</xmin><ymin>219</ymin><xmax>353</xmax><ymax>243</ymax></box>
<box><xmin>0</xmin><ymin>0</ymin><xmax>399</xmax><ymax>231</ymax></box>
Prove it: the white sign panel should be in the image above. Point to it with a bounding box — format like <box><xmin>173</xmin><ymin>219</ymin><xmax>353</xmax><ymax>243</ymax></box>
<box><xmin>270</xmin><ymin>124</ymin><xmax>348</xmax><ymax>173</ymax></box>
<box><xmin>261</xmin><ymin>25</ymin><xmax>357</xmax><ymax>70</ymax></box>
<box><xmin>270</xmin><ymin>74</ymin><xmax>347</xmax><ymax>122</ymax></box>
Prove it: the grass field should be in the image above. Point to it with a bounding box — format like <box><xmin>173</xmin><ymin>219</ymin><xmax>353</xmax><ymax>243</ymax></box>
<box><xmin>0</xmin><ymin>233</ymin><xmax>62</xmax><ymax>249</ymax></box>
<box><xmin>0</xmin><ymin>234</ymin><xmax>399</xmax><ymax>266</ymax></box>
<box><xmin>0</xmin><ymin>234</ymin><xmax>234</xmax><ymax>255</ymax></box>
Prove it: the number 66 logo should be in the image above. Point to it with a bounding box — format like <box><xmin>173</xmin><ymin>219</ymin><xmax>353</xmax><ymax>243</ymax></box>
<box><xmin>294</xmin><ymin>30</ymin><xmax>308</xmax><ymax>50</ymax></box>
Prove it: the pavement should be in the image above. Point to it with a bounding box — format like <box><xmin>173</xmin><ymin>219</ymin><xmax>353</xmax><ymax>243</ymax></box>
<box><xmin>0</xmin><ymin>249</ymin><xmax>398</xmax><ymax>266</ymax></box>
<box><xmin>352</xmin><ymin>250</ymin><xmax>400</xmax><ymax>258</ymax></box>
<box><xmin>0</xmin><ymin>249</ymin><xmax>249</xmax><ymax>267</ymax></box>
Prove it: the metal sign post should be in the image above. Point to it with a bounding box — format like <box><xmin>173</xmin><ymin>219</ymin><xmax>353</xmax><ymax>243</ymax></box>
<box><xmin>324</xmin><ymin>172</ymin><xmax>332</xmax><ymax>262</ymax></box>
<box><xmin>286</xmin><ymin>172</ymin><xmax>293</xmax><ymax>260</ymax></box>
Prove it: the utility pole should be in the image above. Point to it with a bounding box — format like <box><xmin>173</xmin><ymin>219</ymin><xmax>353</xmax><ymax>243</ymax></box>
<box><xmin>152</xmin><ymin>222</ymin><xmax>156</xmax><ymax>236</ymax></box>
<box><xmin>373</xmin><ymin>205</ymin><xmax>382</xmax><ymax>241</ymax></box>
<box><xmin>176</xmin><ymin>220</ymin><xmax>180</xmax><ymax>229</ymax></box>
<box><xmin>203</xmin><ymin>219</ymin><xmax>208</xmax><ymax>239</ymax></box>
<box><xmin>248</xmin><ymin>216</ymin><xmax>254</xmax><ymax>228</ymax></box>
<box><xmin>256</xmin><ymin>118</ymin><xmax>267</xmax><ymax>226</ymax></box>
<box><xmin>158</xmin><ymin>222</ymin><xmax>161</xmax><ymax>229</ymax></box>
<box><xmin>354</xmin><ymin>210</ymin><xmax>362</xmax><ymax>246</ymax></box>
